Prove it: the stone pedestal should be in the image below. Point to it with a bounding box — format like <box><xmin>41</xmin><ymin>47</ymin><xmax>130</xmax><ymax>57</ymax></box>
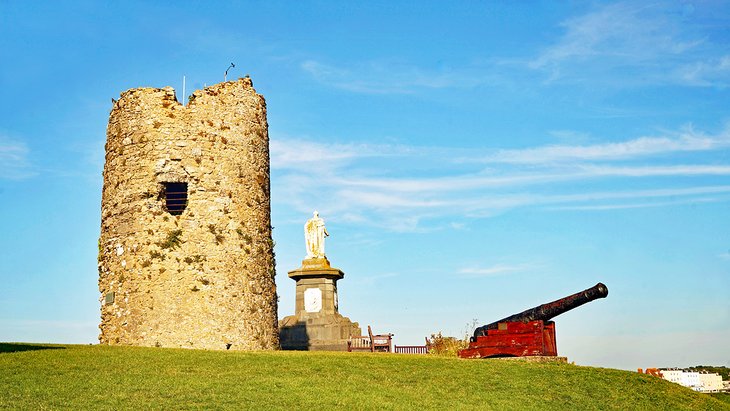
<box><xmin>279</xmin><ymin>257</ymin><xmax>361</xmax><ymax>350</ymax></box>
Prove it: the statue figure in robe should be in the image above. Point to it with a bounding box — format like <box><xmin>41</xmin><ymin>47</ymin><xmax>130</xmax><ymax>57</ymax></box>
<box><xmin>304</xmin><ymin>211</ymin><xmax>329</xmax><ymax>259</ymax></box>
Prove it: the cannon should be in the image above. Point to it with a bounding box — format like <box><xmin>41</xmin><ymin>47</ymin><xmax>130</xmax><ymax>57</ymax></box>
<box><xmin>458</xmin><ymin>283</ymin><xmax>608</xmax><ymax>359</ymax></box>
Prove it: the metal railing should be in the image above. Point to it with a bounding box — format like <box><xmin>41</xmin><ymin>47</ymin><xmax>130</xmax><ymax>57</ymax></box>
<box><xmin>394</xmin><ymin>345</ymin><xmax>429</xmax><ymax>354</ymax></box>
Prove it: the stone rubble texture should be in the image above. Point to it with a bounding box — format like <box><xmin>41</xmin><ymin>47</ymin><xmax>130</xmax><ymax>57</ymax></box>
<box><xmin>98</xmin><ymin>78</ymin><xmax>278</xmax><ymax>350</ymax></box>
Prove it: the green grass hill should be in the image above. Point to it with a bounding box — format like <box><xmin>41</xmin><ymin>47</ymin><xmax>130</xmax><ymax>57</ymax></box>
<box><xmin>1</xmin><ymin>343</ymin><xmax>727</xmax><ymax>410</ymax></box>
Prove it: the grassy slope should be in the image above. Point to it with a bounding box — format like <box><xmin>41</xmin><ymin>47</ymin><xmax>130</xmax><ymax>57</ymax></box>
<box><xmin>713</xmin><ymin>393</ymin><xmax>730</xmax><ymax>405</ymax></box>
<box><xmin>1</xmin><ymin>343</ymin><xmax>727</xmax><ymax>410</ymax></box>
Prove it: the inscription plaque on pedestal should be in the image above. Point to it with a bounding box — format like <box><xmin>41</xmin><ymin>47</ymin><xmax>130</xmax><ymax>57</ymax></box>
<box><xmin>304</xmin><ymin>288</ymin><xmax>322</xmax><ymax>313</ymax></box>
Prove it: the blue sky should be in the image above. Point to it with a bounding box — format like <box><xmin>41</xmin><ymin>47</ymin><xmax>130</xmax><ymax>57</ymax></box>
<box><xmin>1</xmin><ymin>1</ymin><xmax>728</xmax><ymax>370</ymax></box>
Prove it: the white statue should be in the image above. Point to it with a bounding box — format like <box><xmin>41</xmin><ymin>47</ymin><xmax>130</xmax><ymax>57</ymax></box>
<box><xmin>304</xmin><ymin>211</ymin><xmax>329</xmax><ymax>259</ymax></box>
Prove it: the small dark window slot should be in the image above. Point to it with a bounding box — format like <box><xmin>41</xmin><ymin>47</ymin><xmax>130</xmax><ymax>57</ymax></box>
<box><xmin>163</xmin><ymin>182</ymin><xmax>188</xmax><ymax>215</ymax></box>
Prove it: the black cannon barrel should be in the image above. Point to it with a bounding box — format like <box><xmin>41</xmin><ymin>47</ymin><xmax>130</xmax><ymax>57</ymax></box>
<box><xmin>473</xmin><ymin>282</ymin><xmax>608</xmax><ymax>338</ymax></box>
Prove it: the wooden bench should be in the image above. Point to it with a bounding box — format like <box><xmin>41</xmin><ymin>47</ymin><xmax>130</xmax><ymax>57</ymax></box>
<box><xmin>347</xmin><ymin>335</ymin><xmax>372</xmax><ymax>352</ymax></box>
<box><xmin>348</xmin><ymin>326</ymin><xmax>393</xmax><ymax>353</ymax></box>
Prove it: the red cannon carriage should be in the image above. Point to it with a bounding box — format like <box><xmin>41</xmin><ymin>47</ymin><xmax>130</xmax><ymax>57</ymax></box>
<box><xmin>459</xmin><ymin>283</ymin><xmax>608</xmax><ymax>359</ymax></box>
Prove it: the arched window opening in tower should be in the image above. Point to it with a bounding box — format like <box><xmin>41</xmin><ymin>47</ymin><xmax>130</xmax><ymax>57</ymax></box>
<box><xmin>163</xmin><ymin>182</ymin><xmax>188</xmax><ymax>215</ymax></box>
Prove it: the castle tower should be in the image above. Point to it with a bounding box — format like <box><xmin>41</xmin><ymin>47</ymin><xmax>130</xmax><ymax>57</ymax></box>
<box><xmin>98</xmin><ymin>78</ymin><xmax>278</xmax><ymax>350</ymax></box>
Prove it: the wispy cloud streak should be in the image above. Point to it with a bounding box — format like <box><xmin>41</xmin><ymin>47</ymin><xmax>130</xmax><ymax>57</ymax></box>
<box><xmin>531</xmin><ymin>3</ymin><xmax>698</xmax><ymax>68</ymax></box>
<box><xmin>296</xmin><ymin>3</ymin><xmax>729</xmax><ymax>93</ymax></box>
<box><xmin>528</xmin><ymin>2</ymin><xmax>729</xmax><ymax>87</ymax></box>
<box><xmin>301</xmin><ymin>59</ymin><xmax>499</xmax><ymax>94</ymax></box>
<box><xmin>0</xmin><ymin>135</ymin><xmax>35</xmax><ymax>179</ymax></box>
<box><xmin>457</xmin><ymin>264</ymin><xmax>533</xmax><ymax>278</ymax></box>
<box><xmin>271</xmin><ymin>138</ymin><xmax>418</xmax><ymax>171</ymax></box>
<box><xmin>548</xmin><ymin>197</ymin><xmax>719</xmax><ymax>211</ymax></box>
<box><xmin>272</xmin><ymin>124</ymin><xmax>730</xmax><ymax>231</ymax></box>
<box><xmin>484</xmin><ymin>129</ymin><xmax>730</xmax><ymax>164</ymax></box>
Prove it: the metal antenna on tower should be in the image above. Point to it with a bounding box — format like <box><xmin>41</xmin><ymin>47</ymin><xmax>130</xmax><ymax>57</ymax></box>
<box><xmin>224</xmin><ymin>63</ymin><xmax>235</xmax><ymax>81</ymax></box>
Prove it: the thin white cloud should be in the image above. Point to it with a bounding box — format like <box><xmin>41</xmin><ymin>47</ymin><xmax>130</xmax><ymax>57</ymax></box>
<box><xmin>528</xmin><ymin>2</ymin><xmax>729</xmax><ymax>87</ymax></box>
<box><xmin>581</xmin><ymin>164</ymin><xmax>730</xmax><ymax>177</ymax></box>
<box><xmin>270</xmin><ymin>138</ymin><xmax>361</xmax><ymax>171</ymax></box>
<box><xmin>457</xmin><ymin>185</ymin><xmax>730</xmax><ymax>217</ymax></box>
<box><xmin>548</xmin><ymin>197</ymin><xmax>719</xmax><ymax>211</ymax></box>
<box><xmin>0</xmin><ymin>135</ymin><xmax>35</xmax><ymax>179</ymax></box>
<box><xmin>331</xmin><ymin>164</ymin><xmax>730</xmax><ymax>196</ymax></box>
<box><xmin>337</xmin><ymin>190</ymin><xmax>449</xmax><ymax>209</ymax></box>
<box><xmin>535</xmin><ymin>185</ymin><xmax>730</xmax><ymax>205</ymax></box>
<box><xmin>485</xmin><ymin>129</ymin><xmax>730</xmax><ymax>164</ymax></box>
<box><xmin>457</xmin><ymin>264</ymin><xmax>533</xmax><ymax>278</ymax></box>
<box><xmin>302</xmin><ymin>60</ymin><xmax>416</xmax><ymax>94</ymax></box>
<box><xmin>531</xmin><ymin>3</ymin><xmax>699</xmax><ymax>68</ymax></box>
<box><xmin>270</xmin><ymin>138</ymin><xmax>417</xmax><ymax>171</ymax></box>
<box><xmin>301</xmin><ymin>59</ymin><xmax>499</xmax><ymax>94</ymax></box>
<box><xmin>677</xmin><ymin>55</ymin><xmax>730</xmax><ymax>87</ymax></box>
<box><xmin>272</xmin><ymin>125</ymin><xmax>730</xmax><ymax>232</ymax></box>
<box><xmin>299</xmin><ymin>3</ymin><xmax>729</xmax><ymax>94</ymax></box>
<box><xmin>332</xmin><ymin>172</ymin><xmax>569</xmax><ymax>193</ymax></box>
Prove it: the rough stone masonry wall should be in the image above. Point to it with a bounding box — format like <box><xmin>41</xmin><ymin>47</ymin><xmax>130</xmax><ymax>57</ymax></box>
<box><xmin>98</xmin><ymin>78</ymin><xmax>278</xmax><ymax>350</ymax></box>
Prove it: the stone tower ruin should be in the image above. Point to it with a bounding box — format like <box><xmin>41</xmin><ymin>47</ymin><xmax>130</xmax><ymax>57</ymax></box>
<box><xmin>98</xmin><ymin>78</ymin><xmax>278</xmax><ymax>350</ymax></box>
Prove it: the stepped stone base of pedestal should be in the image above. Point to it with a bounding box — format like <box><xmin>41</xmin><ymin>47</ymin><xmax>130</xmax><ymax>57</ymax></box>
<box><xmin>280</xmin><ymin>256</ymin><xmax>362</xmax><ymax>351</ymax></box>
<box><xmin>279</xmin><ymin>312</ymin><xmax>361</xmax><ymax>351</ymax></box>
